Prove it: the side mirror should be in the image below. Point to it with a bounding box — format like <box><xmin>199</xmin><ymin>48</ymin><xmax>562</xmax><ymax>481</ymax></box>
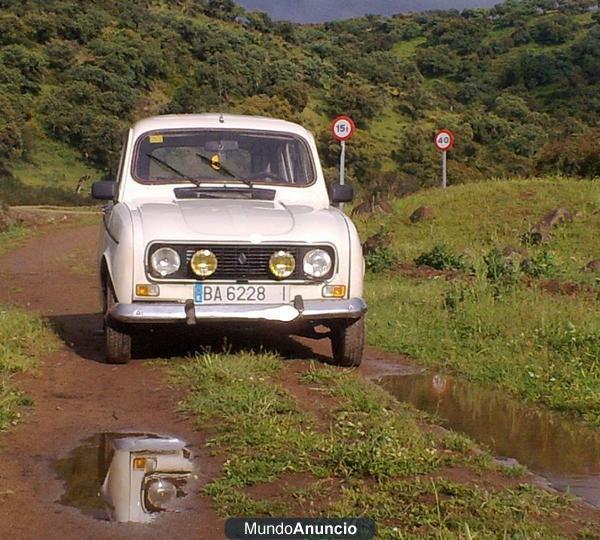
<box><xmin>329</xmin><ymin>183</ymin><xmax>354</xmax><ymax>204</ymax></box>
<box><xmin>92</xmin><ymin>181</ymin><xmax>116</xmax><ymax>200</ymax></box>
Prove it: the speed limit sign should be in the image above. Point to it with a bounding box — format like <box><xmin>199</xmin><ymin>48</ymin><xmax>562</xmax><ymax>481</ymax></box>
<box><xmin>331</xmin><ymin>115</ymin><xmax>356</xmax><ymax>142</ymax></box>
<box><xmin>434</xmin><ymin>129</ymin><xmax>455</xmax><ymax>151</ymax></box>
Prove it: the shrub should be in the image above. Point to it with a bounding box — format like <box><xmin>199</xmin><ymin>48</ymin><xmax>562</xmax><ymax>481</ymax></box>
<box><xmin>521</xmin><ymin>250</ymin><xmax>561</xmax><ymax>279</ymax></box>
<box><xmin>483</xmin><ymin>248</ymin><xmax>520</xmax><ymax>285</ymax></box>
<box><xmin>414</xmin><ymin>245</ymin><xmax>466</xmax><ymax>271</ymax></box>
<box><xmin>365</xmin><ymin>246</ymin><xmax>397</xmax><ymax>274</ymax></box>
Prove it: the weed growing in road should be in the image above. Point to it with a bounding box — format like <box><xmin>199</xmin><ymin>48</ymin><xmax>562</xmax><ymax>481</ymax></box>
<box><xmin>0</xmin><ymin>306</ymin><xmax>57</xmax><ymax>430</ymax></box>
<box><xmin>169</xmin><ymin>352</ymin><xmax>577</xmax><ymax>536</ymax></box>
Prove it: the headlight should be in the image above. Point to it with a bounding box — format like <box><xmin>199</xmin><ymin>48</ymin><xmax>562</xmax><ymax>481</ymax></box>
<box><xmin>303</xmin><ymin>249</ymin><xmax>332</xmax><ymax>278</ymax></box>
<box><xmin>145</xmin><ymin>478</ymin><xmax>177</xmax><ymax>511</ymax></box>
<box><xmin>269</xmin><ymin>250</ymin><xmax>295</xmax><ymax>279</ymax></box>
<box><xmin>150</xmin><ymin>247</ymin><xmax>181</xmax><ymax>277</ymax></box>
<box><xmin>191</xmin><ymin>249</ymin><xmax>218</xmax><ymax>277</ymax></box>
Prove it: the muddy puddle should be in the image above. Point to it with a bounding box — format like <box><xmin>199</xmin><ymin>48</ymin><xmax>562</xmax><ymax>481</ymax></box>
<box><xmin>378</xmin><ymin>372</ymin><xmax>600</xmax><ymax>507</ymax></box>
<box><xmin>54</xmin><ymin>432</ymin><xmax>196</xmax><ymax>522</ymax></box>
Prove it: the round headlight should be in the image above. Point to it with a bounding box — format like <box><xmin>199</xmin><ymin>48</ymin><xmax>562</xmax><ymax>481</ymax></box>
<box><xmin>303</xmin><ymin>249</ymin><xmax>332</xmax><ymax>278</ymax></box>
<box><xmin>269</xmin><ymin>250</ymin><xmax>295</xmax><ymax>279</ymax></box>
<box><xmin>191</xmin><ymin>249</ymin><xmax>218</xmax><ymax>277</ymax></box>
<box><xmin>150</xmin><ymin>247</ymin><xmax>181</xmax><ymax>277</ymax></box>
<box><xmin>145</xmin><ymin>478</ymin><xmax>177</xmax><ymax>511</ymax></box>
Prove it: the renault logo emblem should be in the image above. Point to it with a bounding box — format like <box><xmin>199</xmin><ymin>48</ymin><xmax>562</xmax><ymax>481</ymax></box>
<box><xmin>238</xmin><ymin>252</ymin><xmax>248</xmax><ymax>265</ymax></box>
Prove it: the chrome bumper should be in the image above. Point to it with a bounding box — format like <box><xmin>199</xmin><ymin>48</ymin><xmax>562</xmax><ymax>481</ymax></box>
<box><xmin>109</xmin><ymin>298</ymin><xmax>367</xmax><ymax>325</ymax></box>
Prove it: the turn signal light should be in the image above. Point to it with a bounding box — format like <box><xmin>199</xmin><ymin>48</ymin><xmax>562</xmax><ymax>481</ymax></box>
<box><xmin>322</xmin><ymin>285</ymin><xmax>346</xmax><ymax>298</ymax></box>
<box><xmin>136</xmin><ymin>284</ymin><xmax>160</xmax><ymax>297</ymax></box>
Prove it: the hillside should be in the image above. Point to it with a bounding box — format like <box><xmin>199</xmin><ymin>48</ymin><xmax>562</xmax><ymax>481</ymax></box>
<box><xmin>0</xmin><ymin>0</ymin><xmax>598</xmax><ymax>205</ymax></box>
<box><xmin>357</xmin><ymin>178</ymin><xmax>600</xmax><ymax>423</ymax></box>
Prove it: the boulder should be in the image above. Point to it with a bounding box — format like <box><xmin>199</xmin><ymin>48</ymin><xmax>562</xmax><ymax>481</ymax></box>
<box><xmin>362</xmin><ymin>230</ymin><xmax>393</xmax><ymax>255</ymax></box>
<box><xmin>585</xmin><ymin>259</ymin><xmax>600</xmax><ymax>273</ymax></box>
<box><xmin>409</xmin><ymin>206</ymin><xmax>434</xmax><ymax>223</ymax></box>
<box><xmin>539</xmin><ymin>207</ymin><xmax>573</xmax><ymax>228</ymax></box>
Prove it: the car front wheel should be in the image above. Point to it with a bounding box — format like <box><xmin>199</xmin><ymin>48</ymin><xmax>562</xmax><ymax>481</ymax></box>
<box><xmin>104</xmin><ymin>283</ymin><xmax>132</xmax><ymax>364</ymax></box>
<box><xmin>330</xmin><ymin>316</ymin><xmax>365</xmax><ymax>367</ymax></box>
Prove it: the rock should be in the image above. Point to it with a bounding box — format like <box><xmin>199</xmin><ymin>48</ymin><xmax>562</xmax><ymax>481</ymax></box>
<box><xmin>362</xmin><ymin>230</ymin><xmax>393</xmax><ymax>255</ymax></box>
<box><xmin>375</xmin><ymin>200</ymin><xmax>393</xmax><ymax>214</ymax></box>
<box><xmin>409</xmin><ymin>206</ymin><xmax>434</xmax><ymax>223</ymax></box>
<box><xmin>522</xmin><ymin>207</ymin><xmax>573</xmax><ymax>246</ymax></box>
<box><xmin>521</xmin><ymin>227</ymin><xmax>552</xmax><ymax>245</ymax></box>
<box><xmin>585</xmin><ymin>259</ymin><xmax>600</xmax><ymax>273</ymax></box>
<box><xmin>350</xmin><ymin>201</ymin><xmax>372</xmax><ymax>217</ymax></box>
<box><xmin>539</xmin><ymin>207</ymin><xmax>573</xmax><ymax>228</ymax></box>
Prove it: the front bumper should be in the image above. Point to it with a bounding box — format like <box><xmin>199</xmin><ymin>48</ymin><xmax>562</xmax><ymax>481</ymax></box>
<box><xmin>109</xmin><ymin>298</ymin><xmax>367</xmax><ymax>325</ymax></box>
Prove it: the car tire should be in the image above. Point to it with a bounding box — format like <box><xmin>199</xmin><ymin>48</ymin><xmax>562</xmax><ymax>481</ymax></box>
<box><xmin>105</xmin><ymin>283</ymin><xmax>132</xmax><ymax>364</ymax></box>
<box><xmin>330</xmin><ymin>316</ymin><xmax>365</xmax><ymax>367</ymax></box>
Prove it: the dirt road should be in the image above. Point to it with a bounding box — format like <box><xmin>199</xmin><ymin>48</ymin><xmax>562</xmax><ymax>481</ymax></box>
<box><xmin>0</xmin><ymin>222</ymin><xmax>411</xmax><ymax>539</ymax></box>
<box><xmin>1</xmin><ymin>223</ymin><xmax>597</xmax><ymax>539</ymax></box>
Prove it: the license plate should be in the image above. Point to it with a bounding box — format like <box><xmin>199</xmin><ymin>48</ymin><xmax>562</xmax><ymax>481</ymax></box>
<box><xmin>194</xmin><ymin>284</ymin><xmax>285</xmax><ymax>305</ymax></box>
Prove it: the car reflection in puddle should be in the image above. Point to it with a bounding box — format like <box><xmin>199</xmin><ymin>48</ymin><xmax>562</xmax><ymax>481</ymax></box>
<box><xmin>54</xmin><ymin>432</ymin><xmax>196</xmax><ymax>522</ymax></box>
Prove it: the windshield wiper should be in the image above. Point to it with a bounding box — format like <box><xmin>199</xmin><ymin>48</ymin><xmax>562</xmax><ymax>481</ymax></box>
<box><xmin>195</xmin><ymin>152</ymin><xmax>253</xmax><ymax>188</ymax></box>
<box><xmin>146</xmin><ymin>153</ymin><xmax>201</xmax><ymax>186</ymax></box>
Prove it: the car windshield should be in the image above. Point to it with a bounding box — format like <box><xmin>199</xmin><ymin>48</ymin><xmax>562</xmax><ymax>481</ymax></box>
<box><xmin>133</xmin><ymin>129</ymin><xmax>315</xmax><ymax>186</ymax></box>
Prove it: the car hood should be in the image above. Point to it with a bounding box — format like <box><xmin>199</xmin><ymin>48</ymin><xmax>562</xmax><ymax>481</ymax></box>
<box><xmin>131</xmin><ymin>199</ymin><xmax>347</xmax><ymax>244</ymax></box>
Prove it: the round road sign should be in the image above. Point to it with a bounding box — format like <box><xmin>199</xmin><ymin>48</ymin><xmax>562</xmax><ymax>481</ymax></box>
<box><xmin>434</xmin><ymin>129</ymin><xmax>455</xmax><ymax>151</ymax></box>
<box><xmin>331</xmin><ymin>115</ymin><xmax>356</xmax><ymax>142</ymax></box>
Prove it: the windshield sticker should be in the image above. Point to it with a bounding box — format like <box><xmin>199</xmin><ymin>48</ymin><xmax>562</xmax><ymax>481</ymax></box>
<box><xmin>149</xmin><ymin>134</ymin><xmax>164</xmax><ymax>144</ymax></box>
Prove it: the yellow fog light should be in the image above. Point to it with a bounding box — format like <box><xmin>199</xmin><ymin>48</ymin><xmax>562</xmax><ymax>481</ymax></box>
<box><xmin>269</xmin><ymin>250</ymin><xmax>295</xmax><ymax>279</ymax></box>
<box><xmin>191</xmin><ymin>249</ymin><xmax>218</xmax><ymax>277</ymax></box>
<box><xmin>136</xmin><ymin>284</ymin><xmax>160</xmax><ymax>297</ymax></box>
<box><xmin>322</xmin><ymin>285</ymin><xmax>346</xmax><ymax>298</ymax></box>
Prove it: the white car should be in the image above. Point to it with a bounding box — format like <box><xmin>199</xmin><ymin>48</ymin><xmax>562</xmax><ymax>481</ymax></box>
<box><xmin>92</xmin><ymin>114</ymin><xmax>366</xmax><ymax>366</ymax></box>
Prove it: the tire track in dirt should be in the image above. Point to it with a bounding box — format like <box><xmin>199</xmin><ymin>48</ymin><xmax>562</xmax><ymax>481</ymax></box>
<box><xmin>0</xmin><ymin>224</ymin><xmax>224</xmax><ymax>540</ymax></box>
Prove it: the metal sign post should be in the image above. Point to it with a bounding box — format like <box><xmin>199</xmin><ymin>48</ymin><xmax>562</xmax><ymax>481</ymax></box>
<box><xmin>331</xmin><ymin>115</ymin><xmax>356</xmax><ymax>210</ymax></box>
<box><xmin>442</xmin><ymin>150</ymin><xmax>447</xmax><ymax>189</ymax></box>
<box><xmin>434</xmin><ymin>129</ymin><xmax>455</xmax><ymax>189</ymax></box>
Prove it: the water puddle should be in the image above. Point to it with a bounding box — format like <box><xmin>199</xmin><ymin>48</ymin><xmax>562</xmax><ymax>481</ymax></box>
<box><xmin>378</xmin><ymin>372</ymin><xmax>600</xmax><ymax>507</ymax></box>
<box><xmin>54</xmin><ymin>432</ymin><xmax>196</xmax><ymax>522</ymax></box>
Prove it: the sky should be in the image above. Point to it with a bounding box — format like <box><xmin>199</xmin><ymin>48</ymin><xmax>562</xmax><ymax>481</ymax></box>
<box><xmin>235</xmin><ymin>0</ymin><xmax>500</xmax><ymax>23</ymax></box>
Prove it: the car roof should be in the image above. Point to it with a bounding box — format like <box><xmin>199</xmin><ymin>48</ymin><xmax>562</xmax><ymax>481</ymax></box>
<box><xmin>131</xmin><ymin>114</ymin><xmax>314</xmax><ymax>140</ymax></box>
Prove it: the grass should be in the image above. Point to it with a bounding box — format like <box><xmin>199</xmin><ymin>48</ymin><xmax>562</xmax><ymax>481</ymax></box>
<box><xmin>358</xmin><ymin>177</ymin><xmax>600</xmax><ymax>424</ymax></box>
<box><xmin>355</xmin><ymin>178</ymin><xmax>600</xmax><ymax>281</ymax></box>
<box><xmin>9</xmin><ymin>131</ymin><xmax>101</xmax><ymax>190</ymax></box>
<box><xmin>0</xmin><ymin>226</ymin><xmax>31</xmax><ymax>256</ymax></box>
<box><xmin>366</xmin><ymin>275</ymin><xmax>600</xmax><ymax>425</ymax></box>
<box><xmin>0</xmin><ymin>306</ymin><xmax>58</xmax><ymax>431</ymax></box>
<box><xmin>169</xmin><ymin>351</ymin><xmax>578</xmax><ymax>537</ymax></box>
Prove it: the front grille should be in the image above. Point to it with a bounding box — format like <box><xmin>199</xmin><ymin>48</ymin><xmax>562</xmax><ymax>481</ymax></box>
<box><xmin>147</xmin><ymin>243</ymin><xmax>335</xmax><ymax>282</ymax></box>
<box><xmin>184</xmin><ymin>245</ymin><xmax>300</xmax><ymax>280</ymax></box>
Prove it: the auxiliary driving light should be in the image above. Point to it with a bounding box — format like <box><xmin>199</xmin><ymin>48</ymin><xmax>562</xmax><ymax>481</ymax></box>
<box><xmin>190</xmin><ymin>249</ymin><xmax>218</xmax><ymax>277</ymax></box>
<box><xmin>269</xmin><ymin>250</ymin><xmax>295</xmax><ymax>279</ymax></box>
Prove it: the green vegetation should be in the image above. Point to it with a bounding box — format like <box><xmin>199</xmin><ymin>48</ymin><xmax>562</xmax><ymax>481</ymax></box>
<box><xmin>359</xmin><ymin>178</ymin><xmax>600</xmax><ymax>424</ymax></box>
<box><xmin>0</xmin><ymin>306</ymin><xmax>57</xmax><ymax>430</ymax></box>
<box><xmin>0</xmin><ymin>0</ymin><xmax>598</xmax><ymax>205</ymax></box>
<box><xmin>170</xmin><ymin>351</ymin><xmax>577</xmax><ymax>537</ymax></box>
<box><xmin>0</xmin><ymin>225</ymin><xmax>30</xmax><ymax>256</ymax></box>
